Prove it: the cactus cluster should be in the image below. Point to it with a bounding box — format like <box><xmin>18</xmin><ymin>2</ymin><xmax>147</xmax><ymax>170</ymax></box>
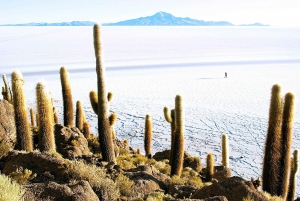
<box><xmin>262</xmin><ymin>84</ymin><xmax>296</xmax><ymax>199</ymax></box>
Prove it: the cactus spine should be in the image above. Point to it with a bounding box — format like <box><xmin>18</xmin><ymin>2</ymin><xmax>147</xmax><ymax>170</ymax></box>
<box><xmin>76</xmin><ymin>100</ymin><xmax>84</xmax><ymax>132</ymax></box>
<box><xmin>2</xmin><ymin>74</ymin><xmax>13</xmax><ymax>103</ymax></box>
<box><xmin>222</xmin><ymin>133</ymin><xmax>229</xmax><ymax>167</ymax></box>
<box><xmin>164</xmin><ymin>107</ymin><xmax>175</xmax><ymax>163</ymax></box>
<box><xmin>60</xmin><ymin>66</ymin><xmax>74</xmax><ymax>127</ymax></box>
<box><xmin>36</xmin><ymin>80</ymin><xmax>55</xmax><ymax>152</ymax></box>
<box><xmin>170</xmin><ymin>95</ymin><xmax>185</xmax><ymax>176</ymax></box>
<box><xmin>262</xmin><ymin>84</ymin><xmax>283</xmax><ymax>195</ymax></box>
<box><xmin>11</xmin><ymin>70</ymin><xmax>33</xmax><ymax>151</ymax></box>
<box><xmin>206</xmin><ymin>153</ymin><xmax>215</xmax><ymax>182</ymax></box>
<box><xmin>278</xmin><ymin>92</ymin><xmax>295</xmax><ymax>199</ymax></box>
<box><xmin>144</xmin><ymin>114</ymin><xmax>152</xmax><ymax>158</ymax></box>
<box><xmin>30</xmin><ymin>108</ymin><xmax>35</xmax><ymax>126</ymax></box>
<box><xmin>287</xmin><ymin>150</ymin><xmax>298</xmax><ymax>201</ymax></box>
<box><xmin>93</xmin><ymin>24</ymin><xmax>116</xmax><ymax>163</ymax></box>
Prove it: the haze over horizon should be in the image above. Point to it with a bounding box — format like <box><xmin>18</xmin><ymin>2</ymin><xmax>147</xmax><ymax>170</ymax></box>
<box><xmin>0</xmin><ymin>0</ymin><xmax>299</xmax><ymax>27</ymax></box>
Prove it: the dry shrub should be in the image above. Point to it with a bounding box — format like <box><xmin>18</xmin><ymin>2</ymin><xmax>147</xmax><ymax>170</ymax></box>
<box><xmin>9</xmin><ymin>168</ymin><xmax>36</xmax><ymax>185</ymax></box>
<box><xmin>0</xmin><ymin>140</ymin><xmax>13</xmax><ymax>159</ymax></box>
<box><xmin>115</xmin><ymin>174</ymin><xmax>134</xmax><ymax>197</ymax></box>
<box><xmin>153</xmin><ymin>160</ymin><xmax>171</xmax><ymax>175</ymax></box>
<box><xmin>263</xmin><ymin>192</ymin><xmax>284</xmax><ymax>201</ymax></box>
<box><xmin>243</xmin><ymin>195</ymin><xmax>254</xmax><ymax>201</ymax></box>
<box><xmin>87</xmin><ymin>136</ymin><xmax>101</xmax><ymax>154</ymax></box>
<box><xmin>62</xmin><ymin>159</ymin><xmax>120</xmax><ymax>200</ymax></box>
<box><xmin>43</xmin><ymin>149</ymin><xmax>63</xmax><ymax>159</ymax></box>
<box><xmin>166</xmin><ymin>167</ymin><xmax>203</xmax><ymax>188</ymax></box>
<box><xmin>117</xmin><ymin>153</ymin><xmax>156</xmax><ymax>170</ymax></box>
<box><xmin>131</xmin><ymin>191</ymin><xmax>172</xmax><ymax>201</ymax></box>
<box><xmin>0</xmin><ymin>174</ymin><xmax>25</xmax><ymax>201</ymax></box>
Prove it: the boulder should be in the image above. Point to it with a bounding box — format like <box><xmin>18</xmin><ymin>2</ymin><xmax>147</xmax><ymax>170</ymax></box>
<box><xmin>168</xmin><ymin>185</ymin><xmax>198</xmax><ymax>199</ymax></box>
<box><xmin>191</xmin><ymin>176</ymin><xmax>268</xmax><ymax>201</ymax></box>
<box><xmin>201</xmin><ymin>166</ymin><xmax>232</xmax><ymax>182</ymax></box>
<box><xmin>126</xmin><ymin>165</ymin><xmax>170</xmax><ymax>196</ymax></box>
<box><xmin>54</xmin><ymin>124</ymin><xmax>92</xmax><ymax>159</ymax></box>
<box><xmin>0</xmin><ymin>99</ymin><xmax>16</xmax><ymax>144</ymax></box>
<box><xmin>23</xmin><ymin>180</ymin><xmax>99</xmax><ymax>201</ymax></box>
<box><xmin>169</xmin><ymin>196</ymin><xmax>228</xmax><ymax>201</ymax></box>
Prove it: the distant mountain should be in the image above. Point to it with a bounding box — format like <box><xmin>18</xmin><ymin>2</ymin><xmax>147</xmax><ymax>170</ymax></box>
<box><xmin>0</xmin><ymin>21</ymin><xmax>95</xmax><ymax>26</ymax></box>
<box><xmin>0</xmin><ymin>12</ymin><xmax>268</xmax><ymax>26</ymax></box>
<box><xmin>103</xmin><ymin>11</ymin><xmax>234</xmax><ymax>26</ymax></box>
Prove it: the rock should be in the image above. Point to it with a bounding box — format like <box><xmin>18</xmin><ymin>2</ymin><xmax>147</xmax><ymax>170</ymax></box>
<box><xmin>2</xmin><ymin>150</ymin><xmax>65</xmax><ymax>179</ymax></box>
<box><xmin>126</xmin><ymin>165</ymin><xmax>170</xmax><ymax>196</ymax></box>
<box><xmin>191</xmin><ymin>176</ymin><xmax>268</xmax><ymax>201</ymax></box>
<box><xmin>153</xmin><ymin>150</ymin><xmax>202</xmax><ymax>171</ymax></box>
<box><xmin>169</xmin><ymin>196</ymin><xmax>228</xmax><ymax>201</ymax></box>
<box><xmin>23</xmin><ymin>180</ymin><xmax>99</xmax><ymax>201</ymax></box>
<box><xmin>54</xmin><ymin>124</ymin><xmax>92</xmax><ymax>159</ymax></box>
<box><xmin>0</xmin><ymin>99</ymin><xmax>16</xmax><ymax>144</ymax></box>
<box><xmin>201</xmin><ymin>166</ymin><xmax>232</xmax><ymax>182</ymax></box>
<box><xmin>168</xmin><ymin>185</ymin><xmax>198</xmax><ymax>199</ymax></box>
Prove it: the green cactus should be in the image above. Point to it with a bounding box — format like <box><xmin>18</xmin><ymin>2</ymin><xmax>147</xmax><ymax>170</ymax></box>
<box><xmin>11</xmin><ymin>70</ymin><xmax>33</xmax><ymax>152</ymax></box>
<box><xmin>76</xmin><ymin>100</ymin><xmax>84</xmax><ymax>132</ymax></box>
<box><xmin>60</xmin><ymin>66</ymin><xmax>74</xmax><ymax>127</ymax></box>
<box><xmin>262</xmin><ymin>84</ymin><xmax>283</xmax><ymax>195</ymax></box>
<box><xmin>2</xmin><ymin>74</ymin><xmax>13</xmax><ymax>103</ymax></box>
<box><xmin>206</xmin><ymin>153</ymin><xmax>215</xmax><ymax>182</ymax></box>
<box><xmin>164</xmin><ymin>107</ymin><xmax>175</xmax><ymax>164</ymax></box>
<box><xmin>222</xmin><ymin>133</ymin><xmax>229</xmax><ymax>167</ymax></box>
<box><xmin>287</xmin><ymin>150</ymin><xmax>299</xmax><ymax>201</ymax></box>
<box><xmin>30</xmin><ymin>108</ymin><xmax>35</xmax><ymax>126</ymax></box>
<box><xmin>92</xmin><ymin>24</ymin><xmax>116</xmax><ymax>163</ymax></box>
<box><xmin>144</xmin><ymin>114</ymin><xmax>152</xmax><ymax>158</ymax></box>
<box><xmin>170</xmin><ymin>95</ymin><xmax>185</xmax><ymax>176</ymax></box>
<box><xmin>36</xmin><ymin>80</ymin><xmax>55</xmax><ymax>152</ymax></box>
<box><xmin>278</xmin><ymin>92</ymin><xmax>295</xmax><ymax>199</ymax></box>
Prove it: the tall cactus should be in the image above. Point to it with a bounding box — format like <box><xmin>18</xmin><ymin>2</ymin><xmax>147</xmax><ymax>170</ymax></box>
<box><xmin>164</xmin><ymin>107</ymin><xmax>175</xmax><ymax>163</ymax></box>
<box><xmin>278</xmin><ymin>92</ymin><xmax>295</xmax><ymax>199</ymax></box>
<box><xmin>60</xmin><ymin>66</ymin><xmax>74</xmax><ymax>127</ymax></box>
<box><xmin>11</xmin><ymin>70</ymin><xmax>33</xmax><ymax>151</ymax></box>
<box><xmin>144</xmin><ymin>114</ymin><xmax>152</xmax><ymax>158</ymax></box>
<box><xmin>170</xmin><ymin>95</ymin><xmax>185</xmax><ymax>176</ymax></box>
<box><xmin>92</xmin><ymin>24</ymin><xmax>116</xmax><ymax>163</ymax></box>
<box><xmin>222</xmin><ymin>133</ymin><xmax>229</xmax><ymax>167</ymax></box>
<box><xmin>2</xmin><ymin>74</ymin><xmax>13</xmax><ymax>103</ymax></box>
<box><xmin>36</xmin><ymin>80</ymin><xmax>55</xmax><ymax>152</ymax></box>
<box><xmin>206</xmin><ymin>153</ymin><xmax>215</xmax><ymax>182</ymax></box>
<box><xmin>262</xmin><ymin>84</ymin><xmax>283</xmax><ymax>195</ymax></box>
<box><xmin>76</xmin><ymin>100</ymin><xmax>84</xmax><ymax>132</ymax></box>
<box><xmin>287</xmin><ymin>150</ymin><xmax>299</xmax><ymax>201</ymax></box>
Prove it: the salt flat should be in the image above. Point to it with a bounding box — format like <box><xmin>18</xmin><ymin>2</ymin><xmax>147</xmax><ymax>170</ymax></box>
<box><xmin>1</xmin><ymin>26</ymin><xmax>300</xmax><ymax>196</ymax></box>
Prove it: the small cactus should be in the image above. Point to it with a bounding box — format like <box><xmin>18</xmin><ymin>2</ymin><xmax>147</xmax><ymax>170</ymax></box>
<box><xmin>36</xmin><ymin>113</ymin><xmax>40</xmax><ymax>128</ymax></box>
<box><xmin>60</xmin><ymin>66</ymin><xmax>74</xmax><ymax>127</ymax></box>
<box><xmin>76</xmin><ymin>100</ymin><xmax>84</xmax><ymax>132</ymax></box>
<box><xmin>206</xmin><ymin>153</ymin><xmax>215</xmax><ymax>182</ymax></box>
<box><xmin>30</xmin><ymin>108</ymin><xmax>35</xmax><ymax>126</ymax></box>
<box><xmin>2</xmin><ymin>74</ymin><xmax>13</xmax><ymax>103</ymax></box>
<box><xmin>36</xmin><ymin>80</ymin><xmax>55</xmax><ymax>152</ymax></box>
<box><xmin>144</xmin><ymin>114</ymin><xmax>152</xmax><ymax>158</ymax></box>
<box><xmin>222</xmin><ymin>134</ymin><xmax>229</xmax><ymax>167</ymax></box>
<box><xmin>53</xmin><ymin>107</ymin><xmax>59</xmax><ymax>124</ymax></box>
<box><xmin>287</xmin><ymin>150</ymin><xmax>299</xmax><ymax>201</ymax></box>
<box><xmin>170</xmin><ymin>95</ymin><xmax>185</xmax><ymax>176</ymax></box>
<box><xmin>11</xmin><ymin>70</ymin><xmax>33</xmax><ymax>151</ymax></box>
<box><xmin>137</xmin><ymin>148</ymin><xmax>141</xmax><ymax>155</ymax></box>
<box><xmin>82</xmin><ymin>121</ymin><xmax>91</xmax><ymax>139</ymax></box>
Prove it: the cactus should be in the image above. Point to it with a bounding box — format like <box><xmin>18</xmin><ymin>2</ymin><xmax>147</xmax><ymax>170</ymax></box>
<box><xmin>2</xmin><ymin>74</ymin><xmax>13</xmax><ymax>103</ymax></box>
<box><xmin>60</xmin><ymin>66</ymin><xmax>74</xmax><ymax>127</ymax></box>
<box><xmin>109</xmin><ymin>113</ymin><xmax>117</xmax><ymax>139</ymax></box>
<box><xmin>164</xmin><ymin>107</ymin><xmax>176</xmax><ymax>164</ymax></box>
<box><xmin>278</xmin><ymin>92</ymin><xmax>295</xmax><ymax>199</ymax></box>
<box><xmin>222</xmin><ymin>133</ymin><xmax>229</xmax><ymax>167</ymax></box>
<box><xmin>11</xmin><ymin>70</ymin><xmax>33</xmax><ymax>151</ymax></box>
<box><xmin>262</xmin><ymin>84</ymin><xmax>283</xmax><ymax>195</ymax></box>
<box><xmin>76</xmin><ymin>100</ymin><xmax>84</xmax><ymax>132</ymax></box>
<box><xmin>137</xmin><ymin>148</ymin><xmax>141</xmax><ymax>155</ymax></box>
<box><xmin>206</xmin><ymin>153</ymin><xmax>215</xmax><ymax>182</ymax></box>
<box><xmin>36</xmin><ymin>113</ymin><xmax>40</xmax><ymax>128</ymax></box>
<box><xmin>30</xmin><ymin>108</ymin><xmax>35</xmax><ymax>126</ymax></box>
<box><xmin>287</xmin><ymin>150</ymin><xmax>298</xmax><ymax>201</ymax></box>
<box><xmin>53</xmin><ymin>107</ymin><xmax>59</xmax><ymax>124</ymax></box>
<box><xmin>36</xmin><ymin>80</ymin><xmax>55</xmax><ymax>152</ymax></box>
<box><xmin>92</xmin><ymin>24</ymin><xmax>116</xmax><ymax>163</ymax></box>
<box><xmin>83</xmin><ymin>121</ymin><xmax>91</xmax><ymax>139</ymax></box>
<box><xmin>170</xmin><ymin>95</ymin><xmax>185</xmax><ymax>176</ymax></box>
<box><xmin>144</xmin><ymin>114</ymin><xmax>152</xmax><ymax>158</ymax></box>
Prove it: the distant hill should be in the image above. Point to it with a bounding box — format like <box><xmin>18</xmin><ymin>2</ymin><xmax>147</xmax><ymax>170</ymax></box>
<box><xmin>103</xmin><ymin>11</ymin><xmax>234</xmax><ymax>26</ymax></box>
<box><xmin>0</xmin><ymin>12</ymin><xmax>268</xmax><ymax>26</ymax></box>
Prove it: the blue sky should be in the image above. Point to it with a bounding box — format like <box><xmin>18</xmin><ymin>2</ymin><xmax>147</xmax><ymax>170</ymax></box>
<box><xmin>0</xmin><ymin>0</ymin><xmax>299</xmax><ymax>26</ymax></box>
